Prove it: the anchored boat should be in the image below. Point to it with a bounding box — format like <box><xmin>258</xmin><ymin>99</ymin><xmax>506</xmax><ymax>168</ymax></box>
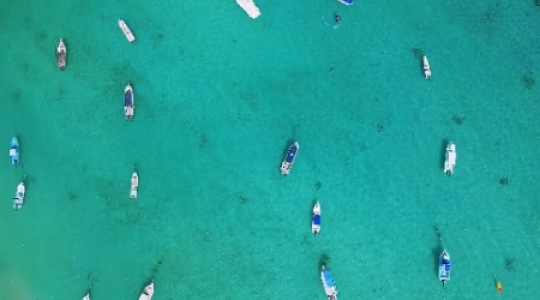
<box><xmin>9</xmin><ymin>137</ymin><xmax>19</xmax><ymax>165</ymax></box>
<box><xmin>236</xmin><ymin>0</ymin><xmax>261</xmax><ymax>19</ymax></box>
<box><xmin>124</xmin><ymin>83</ymin><xmax>135</xmax><ymax>120</ymax></box>
<box><xmin>312</xmin><ymin>202</ymin><xmax>321</xmax><ymax>234</ymax></box>
<box><xmin>118</xmin><ymin>19</ymin><xmax>136</xmax><ymax>42</ymax></box>
<box><xmin>130</xmin><ymin>171</ymin><xmax>139</xmax><ymax>199</ymax></box>
<box><xmin>281</xmin><ymin>141</ymin><xmax>299</xmax><ymax>175</ymax></box>
<box><xmin>13</xmin><ymin>182</ymin><xmax>25</xmax><ymax>210</ymax></box>
<box><xmin>423</xmin><ymin>55</ymin><xmax>431</xmax><ymax>80</ymax></box>
<box><xmin>82</xmin><ymin>292</ymin><xmax>90</xmax><ymax>300</ymax></box>
<box><xmin>438</xmin><ymin>250</ymin><xmax>451</xmax><ymax>285</ymax></box>
<box><xmin>57</xmin><ymin>39</ymin><xmax>67</xmax><ymax>70</ymax></box>
<box><xmin>56</xmin><ymin>39</ymin><xmax>67</xmax><ymax>70</ymax></box>
<box><xmin>320</xmin><ymin>265</ymin><xmax>338</xmax><ymax>300</ymax></box>
<box><xmin>138</xmin><ymin>282</ymin><xmax>154</xmax><ymax>300</ymax></box>
<box><xmin>444</xmin><ymin>142</ymin><xmax>456</xmax><ymax>175</ymax></box>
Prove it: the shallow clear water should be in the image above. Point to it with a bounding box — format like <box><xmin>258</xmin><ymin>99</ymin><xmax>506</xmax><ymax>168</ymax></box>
<box><xmin>1</xmin><ymin>0</ymin><xmax>540</xmax><ymax>299</ymax></box>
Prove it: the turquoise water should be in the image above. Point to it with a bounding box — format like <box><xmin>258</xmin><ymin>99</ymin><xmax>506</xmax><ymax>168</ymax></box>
<box><xmin>1</xmin><ymin>0</ymin><xmax>540</xmax><ymax>299</ymax></box>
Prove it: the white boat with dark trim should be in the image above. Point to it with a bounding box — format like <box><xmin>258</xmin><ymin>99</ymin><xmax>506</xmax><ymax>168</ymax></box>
<box><xmin>236</xmin><ymin>0</ymin><xmax>261</xmax><ymax>19</ymax></box>
<box><xmin>281</xmin><ymin>141</ymin><xmax>299</xmax><ymax>175</ymax></box>
<box><xmin>124</xmin><ymin>83</ymin><xmax>134</xmax><ymax>120</ymax></box>
<box><xmin>82</xmin><ymin>292</ymin><xmax>90</xmax><ymax>300</ymax></box>
<box><xmin>438</xmin><ymin>250</ymin><xmax>451</xmax><ymax>285</ymax></box>
<box><xmin>118</xmin><ymin>19</ymin><xmax>135</xmax><ymax>42</ymax></box>
<box><xmin>320</xmin><ymin>265</ymin><xmax>338</xmax><ymax>300</ymax></box>
<box><xmin>138</xmin><ymin>282</ymin><xmax>154</xmax><ymax>300</ymax></box>
<box><xmin>444</xmin><ymin>142</ymin><xmax>456</xmax><ymax>175</ymax></box>
<box><xmin>312</xmin><ymin>201</ymin><xmax>321</xmax><ymax>234</ymax></box>
<box><xmin>423</xmin><ymin>55</ymin><xmax>431</xmax><ymax>80</ymax></box>
<box><xmin>13</xmin><ymin>182</ymin><xmax>25</xmax><ymax>210</ymax></box>
<box><xmin>337</xmin><ymin>0</ymin><xmax>354</xmax><ymax>5</ymax></box>
<box><xmin>130</xmin><ymin>171</ymin><xmax>139</xmax><ymax>199</ymax></box>
<box><xmin>57</xmin><ymin>39</ymin><xmax>67</xmax><ymax>70</ymax></box>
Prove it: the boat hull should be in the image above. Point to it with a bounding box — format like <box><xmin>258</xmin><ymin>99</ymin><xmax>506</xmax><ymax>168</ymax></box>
<box><xmin>131</xmin><ymin>172</ymin><xmax>139</xmax><ymax>199</ymax></box>
<box><xmin>138</xmin><ymin>282</ymin><xmax>154</xmax><ymax>300</ymax></box>
<box><xmin>444</xmin><ymin>142</ymin><xmax>456</xmax><ymax>175</ymax></box>
<box><xmin>57</xmin><ymin>39</ymin><xmax>67</xmax><ymax>70</ymax></box>
<box><xmin>320</xmin><ymin>266</ymin><xmax>338</xmax><ymax>300</ymax></box>
<box><xmin>124</xmin><ymin>84</ymin><xmax>135</xmax><ymax>120</ymax></box>
<box><xmin>118</xmin><ymin>19</ymin><xmax>136</xmax><ymax>42</ymax></box>
<box><xmin>281</xmin><ymin>141</ymin><xmax>299</xmax><ymax>175</ymax></box>
<box><xmin>438</xmin><ymin>251</ymin><xmax>451</xmax><ymax>284</ymax></box>
<box><xmin>13</xmin><ymin>182</ymin><xmax>25</xmax><ymax>210</ymax></box>
<box><xmin>312</xmin><ymin>202</ymin><xmax>321</xmax><ymax>233</ymax></box>
<box><xmin>10</xmin><ymin>137</ymin><xmax>19</xmax><ymax>165</ymax></box>
<box><xmin>423</xmin><ymin>55</ymin><xmax>431</xmax><ymax>80</ymax></box>
<box><xmin>236</xmin><ymin>0</ymin><xmax>261</xmax><ymax>19</ymax></box>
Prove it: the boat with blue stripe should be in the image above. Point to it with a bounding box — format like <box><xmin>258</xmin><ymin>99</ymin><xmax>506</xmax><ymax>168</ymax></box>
<box><xmin>281</xmin><ymin>141</ymin><xmax>299</xmax><ymax>175</ymax></box>
<box><xmin>9</xmin><ymin>137</ymin><xmax>19</xmax><ymax>165</ymax></box>
<box><xmin>320</xmin><ymin>265</ymin><xmax>338</xmax><ymax>300</ymax></box>
<box><xmin>312</xmin><ymin>201</ymin><xmax>321</xmax><ymax>234</ymax></box>
<box><xmin>439</xmin><ymin>250</ymin><xmax>451</xmax><ymax>285</ymax></box>
<box><xmin>124</xmin><ymin>83</ymin><xmax>135</xmax><ymax>120</ymax></box>
<box><xmin>337</xmin><ymin>0</ymin><xmax>354</xmax><ymax>5</ymax></box>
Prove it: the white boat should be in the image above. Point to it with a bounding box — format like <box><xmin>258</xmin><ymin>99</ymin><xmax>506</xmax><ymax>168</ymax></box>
<box><xmin>236</xmin><ymin>0</ymin><xmax>261</xmax><ymax>19</ymax></box>
<box><xmin>281</xmin><ymin>141</ymin><xmax>299</xmax><ymax>175</ymax></box>
<box><xmin>138</xmin><ymin>282</ymin><xmax>154</xmax><ymax>300</ymax></box>
<box><xmin>438</xmin><ymin>250</ymin><xmax>451</xmax><ymax>285</ymax></box>
<box><xmin>57</xmin><ymin>39</ymin><xmax>67</xmax><ymax>70</ymax></box>
<box><xmin>320</xmin><ymin>266</ymin><xmax>338</xmax><ymax>300</ymax></box>
<box><xmin>423</xmin><ymin>55</ymin><xmax>431</xmax><ymax>80</ymax></box>
<box><xmin>444</xmin><ymin>142</ymin><xmax>456</xmax><ymax>175</ymax></box>
<box><xmin>82</xmin><ymin>292</ymin><xmax>90</xmax><ymax>300</ymax></box>
<box><xmin>312</xmin><ymin>202</ymin><xmax>321</xmax><ymax>234</ymax></box>
<box><xmin>118</xmin><ymin>19</ymin><xmax>136</xmax><ymax>42</ymax></box>
<box><xmin>130</xmin><ymin>172</ymin><xmax>139</xmax><ymax>199</ymax></box>
<box><xmin>124</xmin><ymin>83</ymin><xmax>135</xmax><ymax>120</ymax></box>
<box><xmin>13</xmin><ymin>182</ymin><xmax>25</xmax><ymax>210</ymax></box>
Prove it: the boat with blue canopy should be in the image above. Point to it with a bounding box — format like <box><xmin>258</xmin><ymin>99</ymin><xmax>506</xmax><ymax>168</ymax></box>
<box><xmin>281</xmin><ymin>141</ymin><xmax>299</xmax><ymax>175</ymax></box>
<box><xmin>312</xmin><ymin>202</ymin><xmax>321</xmax><ymax>234</ymax></box>
<box><xmin>9</xmin><ymin>137</ymin><xmax>19</xmax><ymax>165</ymax></box>
<box><xmin>337</xmin><ymin>0</ymin><xmax>354</xmax><ymax>5</ymax></box>
<box><xmin>320</xmin><ymin>265</ymin><xmax>338</xmax><ymax>300</ymax></box>
<box><xmin>124</xmin><ymin>83</ymin><xmax>135</xmax><ymax>120</ymax></box>
<box><xmin>439</xmin><ymin>250</ymin><xmax>451</xmax><ymax>285</ymax></box>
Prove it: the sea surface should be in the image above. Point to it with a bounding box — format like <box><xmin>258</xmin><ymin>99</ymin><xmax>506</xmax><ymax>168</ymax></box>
<box><xmin>1</xmin><ymin>0</ymin><xmax>540</xmax><ymax>299</ymax></box>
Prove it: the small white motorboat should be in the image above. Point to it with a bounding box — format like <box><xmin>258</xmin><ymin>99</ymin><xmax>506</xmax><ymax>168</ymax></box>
<box><xmin>423</xmin><ymin>55</ymin><xmax>431</xmax><ymax>80</ymax></box>
<box><xmin>312</xmin><ymin>202</ymin><xmax>321</xmax><ymax>234</ymax></box>
<box><xmin>118</xmin><ymin>19</ymin><xmax>136</xmax><ymax>43</ymax></box>
<box><xmin>138</xmin><ymin>282</ymin><xmax>154</xmax><ymax>300</ymax></box>
<box><xmin>124</xmin><ymin>83</ymin><xmax>135</xmax><ymax>120</ymax></box>
<box><xmin>444</xmin><ymin>142</ymin><xmax>456</xmax><ymax>175</ymax></box>
<box><xmin>82</xmin><ymin>292</ymin><xmax>90</xmax><ymax>300</ymax></box>
<box><xmin>130</xmin><ymin>172</ymin><xmax>139</xmax><ymax>199</ymax></box>
<box><xmin>236</xmin><ymin>0</ymin><xmax>261</xmax><ymax>19</ymax></box>
<box><xmin>57</xmin><ymin>39</ymin><xmax>67</xmax><ymax>70</ymax></box>
<box><xmin>438</xmin><ymin>250</ymin><xmax>451</xmax><ymax>285</ymax></box>
<box><xmin>320</xmin><ymin>265</ymin><xmax>338</xmax><ymax>300</ymax></box>
<box><xmin>13</xmin><ymin>182</ymin><xmax>25</xmax><ymax>210</ymax></box>
<box><xmin>281</xmin><ymin>141</ymin><xmax>299</xmax><ymax>175</ymax></box>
